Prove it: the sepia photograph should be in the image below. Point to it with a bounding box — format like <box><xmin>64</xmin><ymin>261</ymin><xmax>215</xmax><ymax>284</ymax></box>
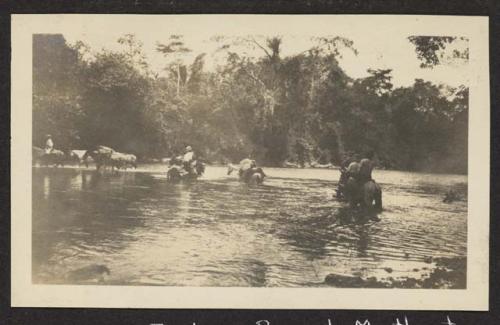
<box><xmin>11</xmin><ymin>15</ymin><xmax>489</xmax><ymax>309</ymax></box>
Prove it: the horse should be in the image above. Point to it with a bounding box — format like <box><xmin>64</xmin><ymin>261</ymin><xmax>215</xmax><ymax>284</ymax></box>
<box><xmin>82</xmin><ymin>146</ymin><xmax>115</xmax><ymax>170</ymax></box>
<box><xmin>227</xmin><ymin>159</ymin><xmax>266</xmax><ymax>185</ymax></box>
<box><xmin>33</xmin><ymin>147</ymin><xmax>67</xmax><ymax>167</ymax></box>
<box><xmin>109</xmin><ymin>152</ymin><xmax>137</xmax><ymax>171</ymax></box>
<box><xmin>69</xmin><ymin>150</ymin><xmax>87</xmax><ymax>165</ymax></box>
<box><xmin>335</xmin><ymin>166</ymin><xmax>351</xmax><ymax>199</ymax></box>
<box><xmin>194</xmin><ymin>160</ymin><xmax>205</xmax><ymax>176</ymax></box>
<box><xmin>344</xmin><ymin>176</ymin><xmax>382</xmax><ymax>214</ymax></box>
<box><xmin>167</xmin><ymin>159</ymin><xmax>205</xmax><ymax>182</ymax></box>
<box><xmin>62</xmin><ymin>150</ymin><xmax>82</xmax><ymax>165</ymax></box>
<box><xmin>246</xmin><ymin>169</ymin><xmax>265</xmax><ymax>185</ymax></box>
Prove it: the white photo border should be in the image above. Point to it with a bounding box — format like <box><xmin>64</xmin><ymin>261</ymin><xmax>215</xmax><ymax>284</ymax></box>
<box><xmin>11</xmin><ymin>14</ymin><xmax>490</xmax><ymax>310</ymax></box>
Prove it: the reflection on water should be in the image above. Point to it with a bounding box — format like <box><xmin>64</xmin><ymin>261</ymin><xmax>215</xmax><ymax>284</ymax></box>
<box><xmin>32</xmin><ymin>166</ymin><xmax>467</xmax><ymax>287</ymax></box>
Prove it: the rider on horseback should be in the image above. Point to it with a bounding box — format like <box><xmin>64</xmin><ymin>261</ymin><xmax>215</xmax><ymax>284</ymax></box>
<box><xmin>182</xmin><ymin>146</ymin><xmax>195</xmax><ymax>173</ymax></box>
<box><xmin>337</xmin><ymin>150</ymin><xmax>381</xmax><ymax>213</ymax></box>
<box><xmin>358</xmin><ymin>151</ymin><xmax>374</xmax><ymax>183</ymax></box>
<box><xmin>337</xmin><ymin>154</ymin><xmax>358</xmax><ymax>198</ymax></box>
<box><xmin>166</xmin><ymin>145</ymin><xmax>205</xmax><ymax>181</ymax></box>
<box><xmin>337</xmin><ymin>151</ymin><xmax>374</xmax><ymax>199</ymax></box>
<box><xmin>168</xmin><ymin>146</ymin><xmax>199</xmax><ymax>177</ymax></box>
<box><xmin>240</xmin><ymin>159</ymin><xmax>266</xmax><ymax>183</ymax></box>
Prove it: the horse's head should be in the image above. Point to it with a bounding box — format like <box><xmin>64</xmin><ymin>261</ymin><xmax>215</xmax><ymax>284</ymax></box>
<box><xmin>81</xmin><ymin>150</ymin><xmax>96</xmax><ymax>167</ymax></box>
<box><xmin>82</xmin><ymin>150</ymin><xmax>90</xmax><ymax>160</ymax></box>
<box><xmin>167</xmin><ymin>166</ymin><xmax>181</xmax><ymax>182</ymax></box>
<box><xmin>227</xmin><ymin>164</ymin><xmax>237</xmax><ymax>175</ymax></box>
<box><xmin>195</xmin><ymin>160</ymin><xmax>205</xmax><ymax>176</ymax></box>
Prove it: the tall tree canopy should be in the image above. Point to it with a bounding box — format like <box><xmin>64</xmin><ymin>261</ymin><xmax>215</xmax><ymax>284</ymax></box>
<box><xmin>33</xmin><ymin>34</ymin><xmax>468</xmax><ymax>173</ymax></box>
<box><xmin>408</xmin><ymin>36</ymin><xmax>469</xmax><ymax>68</ymax></box>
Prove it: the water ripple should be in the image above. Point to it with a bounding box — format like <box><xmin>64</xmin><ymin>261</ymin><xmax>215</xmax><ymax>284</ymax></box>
<box><xmin>32</xmin><ymin>166</ymin><xmax>467</xmax><ymax>287</ymax></box>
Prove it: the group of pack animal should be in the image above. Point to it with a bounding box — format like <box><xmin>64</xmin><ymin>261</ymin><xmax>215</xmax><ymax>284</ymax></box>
<box><xmin>32</xmin><ymin>146</ymin><xmax>80</xmax><ymax>167</ymax></box>
<box><xmin>82</xmin><ymin>146</ymin><xmax>137</xmax><ymax>171</ymax></box>
<box><xmin>33</xmin><ymin>145</ymin><xmax>137</xmax><ymax>171</ymax></box>
<box><xmin>33</xmin><ymin>145</ymin><xmax>383</xmax><ymax>213</ymax></box>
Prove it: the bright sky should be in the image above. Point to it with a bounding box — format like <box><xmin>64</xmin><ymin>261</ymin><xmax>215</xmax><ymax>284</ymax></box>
<box><xmin>58</xmin><ymin>15</ymin><xmax>470</xmax><ymax>88</ymax></box>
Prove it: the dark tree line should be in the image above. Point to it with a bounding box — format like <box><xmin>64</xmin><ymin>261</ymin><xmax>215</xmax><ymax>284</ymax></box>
<box><xmin>33</xmin><ymin>34</ymin><xmax>468</xmax><ymax>173</ymax></box>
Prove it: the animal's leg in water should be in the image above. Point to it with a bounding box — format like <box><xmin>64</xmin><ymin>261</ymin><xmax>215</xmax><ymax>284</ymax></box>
<box><xmin>249</xmin><ymin>173</ymin><xmax>261</xmax><ymax>185</ymax></box>
<box><xmin>363</xmin><ymin>193</ymin><xmax>374</xmax><ymax>210</ymax></box>
<box><xmin>336</xmin><ymin>186</ymin><xmax>344</xmax><ymax>199</ymax></box>
<box><xmin>375</xmin><ymin>189</ymin><xmax>382</xmax><ymax>212</ymax></box>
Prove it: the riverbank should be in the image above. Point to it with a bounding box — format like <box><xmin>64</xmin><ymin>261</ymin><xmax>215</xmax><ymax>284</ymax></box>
<box><xmin>324</xmin><ymin>256</ymin><xmax>466</xmax><ymax>289</ymax></box>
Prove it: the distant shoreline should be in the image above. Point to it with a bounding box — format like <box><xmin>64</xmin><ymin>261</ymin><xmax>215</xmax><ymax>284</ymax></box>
<box><xmin>32</xmin><ymin>164</ymin><xmax>467</xmax><ymax>177</ymax></box>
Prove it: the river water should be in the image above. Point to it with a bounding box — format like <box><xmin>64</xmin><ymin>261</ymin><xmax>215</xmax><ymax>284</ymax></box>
<box><xmin>32</xmin><ymin>165</ymin><xmax>467</xmax><ymax>287</ymax></box>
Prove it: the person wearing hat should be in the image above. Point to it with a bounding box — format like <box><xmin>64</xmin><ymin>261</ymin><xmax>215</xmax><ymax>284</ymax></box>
<box><xmin>182</xmin><ymin>145</ymin><xmax>195</xmax><ymax>173</ymax></box>
<box><xmin>241</xmin><ymin>159</ymin><xmax>266</xmax><ymax>183</ymax></box>
<box><xmin>358</xmin><ymin>150</ymin><xmax>375</xmax><ymax>184</ymax></box>
<box><xmin>45</xmin><ymin>134</ymin><xmax>54</xmax><ymax>154</ymax></box>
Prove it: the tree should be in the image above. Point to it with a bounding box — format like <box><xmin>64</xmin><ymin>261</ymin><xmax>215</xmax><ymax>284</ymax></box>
<box><xmin>32</xmin><ymin>33</ymin><xmax>468</xmax><ymax>173</ymax></box>
<box><xmin>389</xmin><ymin>79</ymin><xmax>458</xmax><ymax>170</ymax></box>
<box><xmin>408</xmin><ymin>36</ymin><xmax>469</xmax><ymax>68</ymax></box>
<box><xmin>78</xmin><ymin>36</ymin><xmax>152</xmax><ymax>155</ymax></box>
<box><xmin>33</xmin><ymin>34</ymin><xmax>84</xmax><ymax>149</ymax></box>
<box><xmin>157</xmin><ymin>35</ymin><xmax>192</xmax><ymax>97</ymax></box>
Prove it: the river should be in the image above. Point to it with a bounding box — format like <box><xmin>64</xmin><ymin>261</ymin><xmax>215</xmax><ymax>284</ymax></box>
<box><xmin>32</xmin><ymin>165</ymin><xmax>467</xmax><ymax>288</ymax></box>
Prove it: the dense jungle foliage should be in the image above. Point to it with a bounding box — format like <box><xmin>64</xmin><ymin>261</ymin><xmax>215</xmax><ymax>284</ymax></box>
<box><xmin>33</xmin><ymin>34</ymin><xmax>468</xmax><ymax>173</ymax></box>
